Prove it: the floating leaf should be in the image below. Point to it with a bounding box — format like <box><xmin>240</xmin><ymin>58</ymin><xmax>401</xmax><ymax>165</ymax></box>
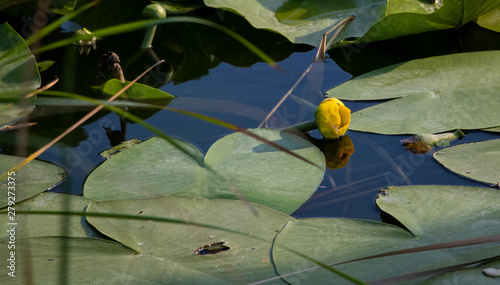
<box><xmin>327</xmin><ymin>51</ymin><xmax>500</xmax><ymax>134</ymax></box>
<box><xmin>272</xmin><ymin>185</ymin><xmax>500</xmax><ymax>284</ymax></box>
<box><xmin>337</xmin><ymin>0</ymin><xmax>500</xmax><ymax>46</ymax></box>
<box><xmin>483</xmin><ymin>126</ymin><xmax>500</xmax><ymax>133</ymax></box>
<box><xmin>0</xmin><ymin>192</ymin><xmax>97</xmax><ymax>239</ymax></box>
<box><xmin>84</xmin><ymin>137</ymin><xmax>204</xmax><ymax>201</ymax></box>
<box><xmin>86</xmin><ymin>196</ymin><xmax>293</xmax><ymax>283</ymax></box>
<box><xmin>204</xmin><ymin>1</ymin><xmax>500</xmax><ymax>48</ymax></box>
<box><xmin>204</xmin><ymin>0</ymin><xmax>385</xmax><ymax>47</ymax></box>
<box><xmin>0</xmin><ymin>237</ymin><xmax>164</xmax><ymax>284</ymax></box>
<box><xmin>99</xmin><ymin>138</ymin><xmax>142</xmax><ymax>159</ymax></box>
<box><xmin>0</xmin><ymin>154</ymin><xmax>66</xmax><ymax>208</ymax></box>
<box><xmin>0</xmin><ymin>23</ymin><xmax>40</xmax><ymax>129</ymax></box>
<box><xmin>0</xmin><ymin>197</ymin><xmax>293</xmax><ymax>284</ymax></box>
<box><xmin>198</xmin><ymin>128</ymin><xmax>325</xmax><ymax>213</ymax></box>
<box><xmin>100</xmin><ymin>78</ymin><xmax>175</xmax><ymax>101</ymax></box>
<box><xmin>424</xmin><ymin>259</ymin><xmax>500</xmax><ymax>284</ymax></box>
<box><xmin>433</xmin><ymin>139</ymin><xmax>500</xmax><ymax>185</ymax></box>
<box><xmin>476</xmin><ymin>6</ymin><xmax>500</xmax><ymax>33</ymax></box>
<box><xmin>84</xmin><ymin>128</ymin><xmax>325</xmax><ymax>214</ymax></box>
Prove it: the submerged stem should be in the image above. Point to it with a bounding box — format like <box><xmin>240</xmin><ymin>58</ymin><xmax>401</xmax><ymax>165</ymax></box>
<box><xmin>281</xmin><ymin>120</ymin><xmax>317</xmax><ymax>135</ymax></box>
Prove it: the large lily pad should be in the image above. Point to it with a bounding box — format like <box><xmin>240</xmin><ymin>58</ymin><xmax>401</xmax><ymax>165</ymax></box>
<box><xmin>327</xmin><ymin>51</ymin><xmax>500</xmax><ymax>134</ymax></box>
<box><xmin>0</xmin><ymin>192</ymin><xmax>97</xmax><ymax>240</ymax></box>
<box><xmin>84</xmin><ymin>136</ymin><xmax>205</xmax><ymax>200</ymax></box>
<box><xmin>0</xmin><ymin>154</ymin><xmax>66</xmax><ymax>208</ymax></box>
<box><xmin>204</xmin><ymin>0</ymin><xmax>385</xmax><ymax>47</ymax></box>
<box><xmin>0</xmin><ymin>197</ymin><xmax>293</xmax><ymax>284</ymax></box>
<box><xmin>0</xmin><ymin>237</ymin><xmax>173</xmax><ymax>285</ymax></box>
<box><xmin>84</xmin><ymin>128</ymin><xmax>325</xmax><ymax>214</ymax></box>
<box><xmin>204</xmin><ymin>0</ymin><xmax>500</xmax><ymax>48</ymax></box>
<box><xmin>0</xmin><ymin>23</ymin><xmax>40</xmax><ymax>128</ymax></box>
<box><xmin>337</xmin><ymin>0</ymin><xmax>500</xmax><ymax>46</ymax></box>
<box><xmin>423</xmin><ymin>259</ymin><xmax>500</xmax><ymax>284</ymax></box>
<box><xmin>272</xmin><ymin>185</ymin><xmax>500</xmax><ymax>284</ymax></box>
<box><xmin>85</xmin><ymin>196</ymin><xmax>292</xmax><ymax>284</ymax></box>
<box><xmin>477</xmin><ymin>6</ymin><xmax>500</xmax><ymax>33</ymax></box>
<box><xmin>433</xmin><ymin>139</ymin><xmax>500</xmax><ymax>185</ymax></box>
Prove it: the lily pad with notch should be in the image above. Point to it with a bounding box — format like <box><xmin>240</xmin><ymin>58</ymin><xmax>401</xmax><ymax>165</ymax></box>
<box><xmin>83</xmin><ymin>128</ymin><xmax>325</xmax><ymax>215</ymax></box>
<box><xmin>327</xmin><ymin>51</ymin><xmax>500</xmax><ymax>134</ymax></box>
<box><xmin>433</xmin><ymin>139</ymin><xmax>500</xmax><ymax>185</ymax></box>
<box><xmin>0</xmin><ymin>192</ymin><xmax>99</xmax><ymax>239</ymax></box>
<box><xmin>272</xmin><ymin>185</ymin><xmax>500</xmax><ymax>284</ymax></box>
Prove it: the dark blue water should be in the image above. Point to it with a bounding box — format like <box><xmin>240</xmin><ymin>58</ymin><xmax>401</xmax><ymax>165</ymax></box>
<box><xmin>2</xmin><ymin>10</ymin><xmax>497</xmax><ymax>222</ymax></box>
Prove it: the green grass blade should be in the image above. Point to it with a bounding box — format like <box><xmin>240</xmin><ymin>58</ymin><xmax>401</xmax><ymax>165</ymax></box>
<box><xmin>4</xmin><ymin>209</ymin><xmax>365</xmax><ymax>284</ymax></box>
<box><xmin>40</xmin><ymin>90</ymin><xmax>206</xmax><ymax>167</ymax></box>
<box><xmin>39</xmin><ymin>91</ymin><xmax>322</xmax><ymax>169</ymax></box>
<box><xmin>35</xmin><ymin>16</ymin><xmax>276</xmax><ymax>67</ymax></box>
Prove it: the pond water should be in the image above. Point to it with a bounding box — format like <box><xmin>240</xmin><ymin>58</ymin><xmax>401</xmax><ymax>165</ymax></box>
<box><xmin>2</xmin><ymin>8</ymin><xmax>499</xmax><ymax>222</ymax></box>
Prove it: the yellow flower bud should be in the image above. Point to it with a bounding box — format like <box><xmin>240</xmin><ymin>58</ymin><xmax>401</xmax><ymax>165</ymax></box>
<box><xmin>314</xmin><ymin>98</ymin><xmax>351</xmax><ymax>139</ymax></box>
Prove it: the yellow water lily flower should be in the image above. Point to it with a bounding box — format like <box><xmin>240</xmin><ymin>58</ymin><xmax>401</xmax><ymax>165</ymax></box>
<box><xmin>314</xmin><ymin>98</ymin><xmax>351</xmax><ymax>139</ymax></box>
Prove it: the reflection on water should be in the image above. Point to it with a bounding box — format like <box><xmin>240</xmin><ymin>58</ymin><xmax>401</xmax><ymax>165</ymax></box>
<box><xmin>307</xmin><ymin>135</ymin><xmax>355</xmax><ymax>169</ymax></box>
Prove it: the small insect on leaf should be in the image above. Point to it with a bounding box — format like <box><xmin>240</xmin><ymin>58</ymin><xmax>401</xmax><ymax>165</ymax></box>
<box><xmin>195</xmin><ymin>241</ymin><xmax>230</xmax><ymax>255</ymax></box>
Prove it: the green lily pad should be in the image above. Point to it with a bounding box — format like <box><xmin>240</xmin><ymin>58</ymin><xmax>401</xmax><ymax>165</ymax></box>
<box><xmin>86</xmin><ymin>196</ymin><xmax>293</xmax><ymax>284</ymax></box>
<box><xmin>0</xmin><ymin>154</ymin><xmax>66</xmax><ymax>208</ymax></box>
<box><xmin>0</xmin><ymin>197</ymin><xmax>293</xmax><ymax>284</ymax></box>
<box><xmin>0</xmin><ymin>192</ymin><xmax>98</xmax><ymax>239</ymax></box>
<box><xmin>152</xmin><ymin>0</ymin><xmax>204</xmax><ymax>14</ymax></box>
<box><xmin>204</xmin><ymin>0</ymin><xmax>385</xmax><ymax>47</ymax></box>
<box><xmin>337</xmin><ymin>0</ymin><xmax>500</xmax><ymax>47</ymax></box>
<box><xmin>327</xmin><ymin>51</ymin><xmax>500</xmax><ymax>134</ymax></box>
<box><xmin>99</xmin><ymin>138</ymin><xmax>142</xmax><ymax>158</ymax></box>
<box><xmin>483</xmin><ymin>126</ymin><xmax>500</xmax><ymax>133</ymax></box>
<box><xmin>424</xmin><ymin>259</ymin><xmax>500</xmax><ymax>284</ymax></box>
<box><xmin>100</xmin><ymin>79</ymin><xmax>176</xmax><ymax>101</ymax></box>
<box><xmin>84</xmin><ymin>136</ymin><xmax>206</xmax><ymax>201</ymax></box>
<box><xmin>84</xmin><ymin>128</ymin><xmax>325</xmax><ymax>214</ymax></box>
<box><xmin>272</xmin><ymin>185</ymin><xmax>500</xmax><ymax>284</ymax></box>
<box><xmin>0</xmin><ymin>237</ymin><xmax>170</xmax><ymax>285</ymax></box>
<box><xmin>477</xmin><ymin>6</ymin><xmax>500</xmax><ymax>33</ymax></box>
<box><xmin>0</xmin><ymin>23</ymin><xmax>40</xmax><ymax>129</ymax></box>
<box><xmin>204</xmin><ymin>0</ymin><xmax>500</xmax><ymax>48</ymax></box>
<box><xmin>433</xmin><ymin>139</ymin><xmax>500</xmax><ymax>185</ymax></box>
